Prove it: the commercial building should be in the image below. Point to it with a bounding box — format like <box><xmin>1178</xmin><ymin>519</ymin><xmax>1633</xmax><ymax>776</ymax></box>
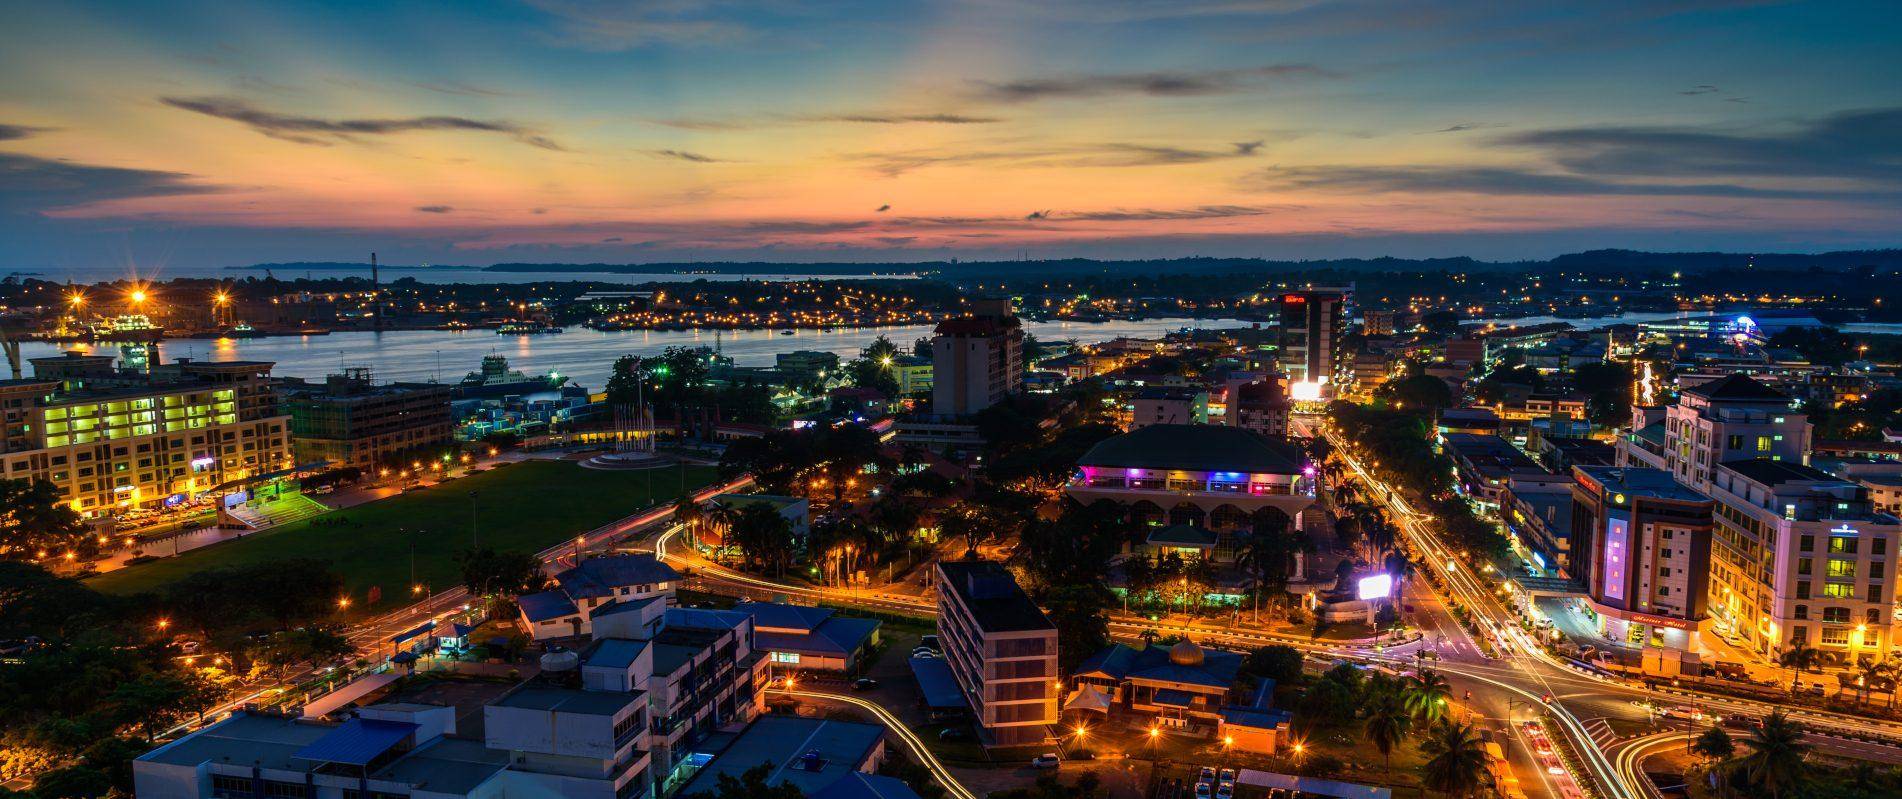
<box><xmin>1276</xmin><ymin>288</ymin><xmax>1348</xmax><ymax>399</ymax></box>
<box><xmin>1706</xmin><ymin>459</ymin><xmax>1899</xmax><ymax>663</ymax></box>
<box><xmin>1222</xmin><ymin>374</ymin><xmax>1291</xmax><ymax>436</ymax></box>
<box><xmin>930</xmin><ymin>299</ymin><xmax>1022</xmax><ymax>417</ymax></box>
<box><xmin>891</xmin><ymin>355</ymin><xmax>934</xmax><ymax>398</ymax></box>
<box><xmin>674</xmin><ymin>716</ymin><xmax>913</xmax><ymax>799</ymax></box>
<box><xmin>136</xmin><ymin>578</ymin><xmax>769</xmax><ymax>799</ymax></box>
<box><xmin>1068</xmin><ymin>640</ymin><xmax>1244</xmax><ymax>734</ymax></box>
<box><xmin>1441</xmin><ymin>433</ymin><xmax>1566</xmax><ymax>509</ymax></box>
<box><xmin>277</xmin><ymin>368</ymin><xmax>453</xmax><ymax>470</ymax></box>
<box><xmin>933</xmin><ymin>559</ymin><xmax>1058</xmax><ymax>747</ymax></box>
<box><xmin>1662</xmin><ymin>374</ymin><xmax>1809</xmax><ymax>492</ymax></box>
<box><xmin>1129</xmin><ymin>386</ymin><xmax>1208</xmax><ymax>429</ymax></box>
<box><xmin>0</xmin><ymin>353</ymin><xmax>291</xmax><ymax>517</ymax></box>
<box><xmin>729</xmin><ymin>601</ymin><xmax>881</xmax><ymax>673</ymax></box>
<box><xmin>1066</xmin><ymin>424</ymin><xmax>1315</xmax><ymax>562</ymax></box>
<box><xmin>1570</xmin><ymin>466</ymin><xmax>1714</xmax><ymax>668</ymax></box>
<box><xmin>518</xmin><ymin>554</ymin><xmax>682</xmax><ymax>641</ymax></box>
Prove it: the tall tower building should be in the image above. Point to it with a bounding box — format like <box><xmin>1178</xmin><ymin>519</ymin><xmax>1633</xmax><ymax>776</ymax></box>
<box><xmin>931</xmin><ymin>299</ymin><xmax>1022</xmax><ymax>417</ymax></box>
<box><xmin>1277</xmin><ymin>287</ymin><xmax>1349</xmax><ymax>400</ymax></box>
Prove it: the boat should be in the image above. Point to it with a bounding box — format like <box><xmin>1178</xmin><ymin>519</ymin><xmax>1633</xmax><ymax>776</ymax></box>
<box><xmin>454</xmin><ymin>354</ymin><xmax>569</xmax><ymax>399</ymax></box>
<box><xmin>779</xmin><ymin>329</ymin><xmax>796</xmax><ymax>335</ymax></box>
<box><xmin>494</xmin><ymin>317</ymin><xmax>559</xmax><ymax>334</ymax></box>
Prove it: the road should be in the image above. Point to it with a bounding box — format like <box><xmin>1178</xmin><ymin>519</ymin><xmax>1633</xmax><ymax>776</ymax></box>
<box><xmin>771</xmin><ymin>687</ymin><xmax>978</xmax><ymax>799</ymax></box>
<box><xmin>1301</xmin><ymin>415</ymin><xmax>1902</xmax><ymax>799</ymax></box>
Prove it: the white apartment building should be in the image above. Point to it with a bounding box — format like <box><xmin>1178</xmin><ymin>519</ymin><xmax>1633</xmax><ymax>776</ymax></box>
<box><xmin>1662</xmin><ymin>374</ymin><xmax>1809</xmax><ymax>492</ymax></box>
<box><xmin>934</xmin><ymin>559</ymin><xmax>1058</xmax><ymax>747</ymax></box>
<box><xmin>1707</xmin><ymin>459</ymin><xmax>1898</xmax><ymax>663</ymax></box>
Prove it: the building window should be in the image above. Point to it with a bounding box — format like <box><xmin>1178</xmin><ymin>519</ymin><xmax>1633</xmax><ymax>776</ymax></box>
<box><xmin>1823</xmin><ymin>607</ymin><xmax>1850</xmax><ymax>623</ymax></box>
<box><xmin>1794</xmin><ymin>605</ymin><xmax>1808</xmax><ymax>620</ymax></box>
<box><xmin>1830</xmin><ymin>536</ymin><xmax>1859</xmax><ymax>555</ymax></box>
<box><xmin>211</xmin><ymin>775</ymin><xmax>253</xmax><ymax>798</ymax></box>
<box><xmin>772</xmin><ymin>651</ymin><xmax>800</xmax><ymax>664</ymax></box>
<box><xmin>1875</xmin><ymin>539</ymin><xmax>1889</xmax><ymax>556</ymax></box>
<box><xmin>1869</xmin><ymin>608</ymin><xmax>1883</xmax><ymax>625</ymax></box>
<box><xmin>1823</xmin><ymin>583</ymin><xmax>1853</xmax><ymax>599</ymax></box>
<box><xmin>1870</xmin><ymin>584</ymin><xmax>1884</xmax><ymax>603</ymax></box>
<box><xmin>1827</xmin><ymin>559</ymin><xmax>1856</xmax><ymax>579</ymax></box>
<box><xmin>1797</xmin><ymin>558</ymin><xmax>1812</xmax><ymax>575</ymax></box>
<box><xmin>1797</xmin><ymin>582</ymin><xmax>1811</xmax><ymax>599</ymax></box>
<box><xmin>1821</xmin><ymin>627</ymin><xmax>1850</xmax><ymax>646</ymax></box>
<box><xmin>1800</xmin><ymin>535</ymin><xmax>1815</xmax><ymax>552</ymax></box>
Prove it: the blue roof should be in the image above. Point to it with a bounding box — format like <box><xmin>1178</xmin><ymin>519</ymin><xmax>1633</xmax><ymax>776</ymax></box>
<box><xmin>556</xmin><ymin>554</ymin><xmax>681</xmax><ymax>599</ymax></box>
<box><xmin>294</xmin><ymin>718</ymin><xmax>418</xmax><ymax>766</ymax></box>
<box><xmin>735</xmin><ymin>602</ymin><xmax>835</xmax><ymax>632</ymax></box>
<box><xmin>584</xmin><ymin>639</ymin><xmax>648</xmax><ymax>670</ymax></box>
<box><xmin>1074</xmin><ymin>642</ymin><xmax>1243</xmax><ymax>690</ymax></box>
<box><xmin>517</xmin><ymin>590</ymin><xmax>579</xmax><ymax>623</ymax></box>
<box><xmin>909</xmin><ymin>656</ymin><xmax>966</xmax><ymax>710</ymax></box>
<box><xmin>1221</xmin><ymin>707</ymin><xmax>1291</xmax><ymax>730</ymax></box>
<box><xmin>663</xmin><ymin>607</ymin><xmax>751</xmax><ymax>631</ymax></box>
<box><xmin>592</xmin><ymin>595</ymin><xmax>665</xmax><ymax>618</ymax></box>
<box><xmin>676</xmin><ymin>716</ymin><xmax>888</xmax><ymax>799</ymax></box>
<box><xmin>817</xmin><ymin>617</ymin><xmax>881</xmax><ymax>653</ymax></box>
<box><xmin>810</xmin><ymin>773</ymin><xmax>923</xmax><ymax>799</ymax></box>
<box><xmin>391</xmin><ymin>621</ymin><xmax>436</xmax><ymax>645</ymax></box>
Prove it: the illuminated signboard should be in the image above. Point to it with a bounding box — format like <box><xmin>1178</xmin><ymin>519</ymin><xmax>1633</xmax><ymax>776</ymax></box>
<box><xmin>1357</xmin><ymin>573</ymin><xmax>1394</xmax><ymax>601</ymax></box>
<box><xmin>1602</xmin><ymin>517</ymin><xmax>1629</xmax><ymax>603</ymax></box>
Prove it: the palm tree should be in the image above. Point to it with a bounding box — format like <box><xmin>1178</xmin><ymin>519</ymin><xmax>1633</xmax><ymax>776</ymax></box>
<box><xmin>1778</xmin><ymin>641</ymin><xmax>1824</xmax><ymax>696</ymax></box>
<box><xmin>1417</xmin><ymin>720</ymin><xmax>1489</xmax><ymax>798</ymax></box>
<box><xmin>704</xmin><ymin>504</ymin><xmax>740</xmax><ymax>562</ymax></box>
<box><xmin>673</xmin><ymin>494</ymin><xmax>703</xmax><ymax>537</ymax></box>
<box><xmin>1363</xmin><ymin>692</ymin><xmax>1412</xmax><ymax>768</ymax></box>
<box><xmin>1738</xmin><ymin>711</ymin><xmax>1810</xmax><ymax>799</ymax></box>
<box><xmin>1692</xmin><ymin>726</ymin><xmax>1735</xmax><ymax>798</ymax></box>
<box><xmin>1405</xmin><ymin>669</ymin><xmax>1453</xmax><ymax>725</ymax></box>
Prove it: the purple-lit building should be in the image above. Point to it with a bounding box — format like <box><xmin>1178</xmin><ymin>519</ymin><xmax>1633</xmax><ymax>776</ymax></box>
<box><xmin>1570</xmin><ymin>466</ymin><xmax>1713</xmax><ymax>669</ymax></box>
<box><xmin>1065</xmin><ymin>424</ymin><xmax>1315</xmax><ymax>562</ymax></box>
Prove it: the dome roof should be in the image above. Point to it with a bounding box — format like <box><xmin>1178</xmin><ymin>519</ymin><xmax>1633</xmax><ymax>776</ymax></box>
<box><xmin>1168</xmin><ymin>639</ymin><xmax>1205</xmax><ymax>667</ymax></box>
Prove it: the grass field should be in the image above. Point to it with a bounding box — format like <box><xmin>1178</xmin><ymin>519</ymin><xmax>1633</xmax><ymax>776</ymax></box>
<box><xmin>88</xmin><ymin>460</ymin><xmax>717</xmax><ymax>612</ymax></box>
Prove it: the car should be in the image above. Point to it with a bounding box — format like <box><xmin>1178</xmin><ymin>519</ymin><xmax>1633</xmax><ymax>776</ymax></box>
<box><xmin>911</xmin><ymin>646</ymin><xmax>937</xmax><ymax>657</ymax></box>
<box><xmin>1219</xmin><ymin>768</ymin><xmax>1236</xmax><ymax>783</ymax></box>
<box><xmin>852</xmin><ymin>678</ymin><xmax>879</xmax><ymax>691</ymax></box>
<box><xmin>1199</xmin><ymin>767</ymin><xmax>1217</xmax><ymax>782</ymax></box>
<box><xmin>920</xmin><ymin>635</ymin><xmax>941</xmax><ymax>650</ymax></box>
<box><xmin>1194</xmin><ymin>783</ymin><xmax>1212</xmax><ymax>799</ymax></box>
<box><xmin>911</xmin><ymin>651</ymin><xmax>937</xmax><ymax>659</ymax></box>
<box><xmin>1031</xmin><ymin>753</ymin><xmax>1060</xmax><ymax>769</ymax></box>
<box><xmin>1546</xmin><ymin>766</ymin><xmax>1566</xmax><ymax>776</ymax></box>
<box><xmin>1216</xmin><ymin>785</ymin><xmax>1234</xmax><ymax>799</ymax></box>
<box><xmin>937</xmin><ymin>727</ymin><xmax>974</xmax><ymax>742</ymax></box>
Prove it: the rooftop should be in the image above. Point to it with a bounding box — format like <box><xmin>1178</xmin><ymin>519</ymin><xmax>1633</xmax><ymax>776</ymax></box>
<box><xmin>554</xmin><ymin>553</ymin><xmax>681</xmax><ymax>600</ymax></box>
<box><xmin>1077</xmin><ymin>423</ymin><xmax>1306</xmax><ymax>475</ymax></box>
<box><xmin>1720</xmin><ymin>458</ymin><xmax>1852</xmax><ymax>488</ymax></box>
<box><xmin>937</xmin><ymin>559</ymin><xmax>1054</xmax><ymax>634</ymax></box>
<box><xmin>1682</xmin><ymin>373</ymin><xmax>1792</xmax><ymax>403</ymax></box>
<box><xmin>491</xmin><ymin>686</ymin><xmax>638</xmax><ymax>717</ymax></box>
<box><xmin>675</xmin><ymin>716</ymin><xmax>889</xmax><ymax>799</ymax></box>
<box><xmin>1574</xmin><ymin>465</ymin><xmax>1708</xmax><ymax>503</ymax></box>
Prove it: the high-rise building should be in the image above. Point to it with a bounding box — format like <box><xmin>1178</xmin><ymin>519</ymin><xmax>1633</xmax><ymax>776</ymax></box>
<box><xmin>1276</xmin><ymin>287</ymin><xmax>1348</xmax><ymax>400</ymax></box>
<box><xmin>931</xmin><ymin>299</ymin><xmax>1022</xmax><ymax>417</ymax></box>
<box><xmin>277</xmin><ymin>368</ymin><xmax>453</xmax><ymax>470</ymax></box>
<box><xmin>1222</xmin><ymin>374</ymin><xmax>1291</xmax><ymax>436</ymax></box>
<box><xmin>0</xmin><ymin>353</ymin><xmax>291</xmax><ymax>518</ymax></box>
<box><xmin>1570</xmin><ymin>466</ymin><xmax>1713</xmax><ymax>666</ymax></box>
<box><xmin>934</xmin><ymin>559</ymin><xmax>1057</xmax><ymax>747</ymax></box>
<box><xmin>1662</xmin><ymin>374</ymin><xmax>1809</xmax><ymax>492</ymax></box>
<box><xmin>1706</xmin><ymin>459</ymin><xmax>1898</xmax><ymax>661</ymax></box>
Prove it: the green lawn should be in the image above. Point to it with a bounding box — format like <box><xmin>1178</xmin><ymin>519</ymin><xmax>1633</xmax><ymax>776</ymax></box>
<box><xmin>88</xmin><ymin>460</ymin><xmax>717</xmax><ymax>612</ymax></box>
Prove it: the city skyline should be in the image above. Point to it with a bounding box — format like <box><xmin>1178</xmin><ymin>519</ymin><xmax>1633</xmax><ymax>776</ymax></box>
<box><xmin>5</xmin><ymin>0</ymin><xmax>1902</xmax><ymax>273</ymax></box>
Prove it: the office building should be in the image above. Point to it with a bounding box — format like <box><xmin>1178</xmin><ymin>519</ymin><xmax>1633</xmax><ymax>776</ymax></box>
<box><xmin>891</xmin><ymin>354</ymin><xmax>934</xmax><ymax>398</ymax></box>
<box><xmin>1662</xmin><ymin>374</ymin><xmax>1809</xmax><ymax>492</ymax></box>
<box><xmin>729</xmin><ymin>601</ymin><xmax>882</xmax><ymax>673</ymax></box>
<box><xmin>135</xmin><ymin>582</ymin><xmax>768</xmax><ymax>799</ymax></box>
<box><xmin>278</xmin><ymin>368</ymin><xmax>453</xmax><ymax>470</ymax></box>
<box><xmin>1276</xmin><ymin>288</ymin><xmax>1348</xmax><ymax>399</ymax></box>
<box><xmin>1222</xmin><ymin>375</ymin><xmax>1291</xmax><ymax>436</ymax></box>
<box><xmin>1706</xmin><ymin>459</ymin><xmax>1898</xmax><ymax>662</ymax></box>
<box><xmin>931</xmin><ymin>300</ymin><xmax>1023</xmax><ymax>417</ymax></box>
<box><xmin>933</xmin><ymin>559</ymin><xmax>1058</xmax><ymax>747</ymax></box>
<box><xmin>518</xmin><ymin>554</ymin><xmax>682</xmax><ymax>641</ymax></box>
<box><xmin>1130</xmin><ymin>386</ymin><xmax>1208</xmax><ymax>429</ymax></box>
<box><xmin>1570</xmin><ymin>466</ymin><xmax>1714</xmax><ymax>665</ymax></box>
<box><xmin>0</xmin><ymin>353</ymin><xmax>291</xmax><ymax>517</ymax></box>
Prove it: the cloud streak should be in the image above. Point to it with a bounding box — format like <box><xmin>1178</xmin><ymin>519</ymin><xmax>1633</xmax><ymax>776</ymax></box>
<box><xmin>648</xmin><ymin>149</ymin><xmax>729</xmax><ymax>163</ymax></box>
<box><xmin>0</xmin><ymin>152</ymin><xmax>223</xmax><ymax>215</ymax></box>
<box><xmin>160</xmin><ymin>96</ymin><xmax>566</xmax><ymax>150</ymax></box>
<box><xmin>415</xmin><ymin>205</ymin><xmax>454</xmax><ymax>213</ymax></box>
<box><xmin>969</xmin><ymin>64</ymin><xmax>1331</xmax><ymax>103</ymax></box>
<box><xmin>852</xmin><ymin>140</ymin><xmax>1266</xmax><ymax>176</ymax></box>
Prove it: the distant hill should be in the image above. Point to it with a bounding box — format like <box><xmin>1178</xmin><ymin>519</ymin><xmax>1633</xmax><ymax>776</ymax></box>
<box><xmin>229</xmin><ymin>249</ymin><xmax>1902</xmax><ymax>279</ymax></box>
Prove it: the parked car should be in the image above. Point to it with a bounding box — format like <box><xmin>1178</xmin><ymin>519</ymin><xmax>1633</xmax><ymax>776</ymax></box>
<box><xmin>1216</xmin><ymin>784</ymin><xmax>1234</xmax><ymax>799</ymax></box>
<box><xmin>919</xmin><ymin>635</ymin><xmax>941</xmax><ymax>651</ymax></box>
<box><xmin>1199</xmin><ymin>767</ymin><xmax>1217</xmax><ymax>783</ymax></box>
<box><xmin>1031</xmin><ymin>753</ymin><xmax>1061</xmax><ymax>769</ymax></box>
<box><xmin>1219</xmin><ymin>768</ymin><xmax>1236</xmax><ymax>784</ymax></box>
<box><xmin>1194</xmin><ymin>782</ymin><xmax>1212</xmax><ymax>798</ymax></box>
<box><xmin>852</xmin><ymin>678</ymin><xmax>879</xmax><ymax>691</ymax></box>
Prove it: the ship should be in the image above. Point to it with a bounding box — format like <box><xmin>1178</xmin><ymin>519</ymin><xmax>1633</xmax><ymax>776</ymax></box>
<box><xmin>497</xmin><ymin>320</ymin><xmax>564</xmax><ymax>335</ymax></box>
<box><xmin>454</xmin><ymin>354</ymin><xmax>569</xmax><ymax>399</ymax></box>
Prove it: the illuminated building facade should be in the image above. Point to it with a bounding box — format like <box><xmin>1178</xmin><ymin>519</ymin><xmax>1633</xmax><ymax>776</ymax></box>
<box><xmin>1662</xmin><ymin>374</ymin><xmax>1809</xmax><ymax>492</ymax></box>
<box><xmin>930</xmin><ymin>299</ymin><xmax>1023</xmax><ymax>417</ymax></box>
<box><xmin>1571</xmin><ymin>466</ymin><xmax>1713</xmax><ymax>663</ymax></box>
<box><xmin>1706</xmin><ymin>459</ymin><xmax>1898</xmax><ymax>662</ymax></box>
<box><xmin>278</xmin><ymin>368</ymin><xmax>453</xmax><ymax>469</ymax></box>
<box><xmin>0</xmin><ymin>353</ymin><xmax>290</xmax><ymax>517</ymax></box>
<box><xmin>1276</xmin><ymin>287</ymin><xmax>1348</xmax><ymax>400</ymax></box>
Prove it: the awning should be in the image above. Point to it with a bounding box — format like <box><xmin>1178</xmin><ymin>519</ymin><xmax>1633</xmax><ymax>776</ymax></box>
<box><xmin>1063</xmin><ymin>685</ymin><xmax>1112</xmax><ymax>714</ymax></box>
<box><xmin>1151</xmin><ymin>688</ymin><xmax>1198</xmax><ymax>708</ymax></box>
<box><xmin>210</xmin><ymin>461</ymin><xmax>330</xmax><ymax>493</ymax></box>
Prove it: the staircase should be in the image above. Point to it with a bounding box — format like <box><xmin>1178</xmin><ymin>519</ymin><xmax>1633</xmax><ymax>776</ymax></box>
<box><xmin>224</xmin><ymin>493</ymin><xmax>330</xmax><ymax>530</ymax></box>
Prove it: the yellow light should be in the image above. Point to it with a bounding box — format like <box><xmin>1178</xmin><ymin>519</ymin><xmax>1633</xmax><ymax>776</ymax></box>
<box><xmin>130</xmin><ymin>290</ymin><xmax>147</xmax><ymax>303</ymax></box>
<box><xmin>157</xmin><ymin>618</ymin><xmax>170</xmax><ymax>630</ymax></box>
<box><xmin>337</xmin><ymin>597</ymin><xmax>351</xmax><ymax>610</ymax></box>
<box><xmin>1292</xmin><ymin>742</ymin><xmax>1305</xmax><ymax>754</ymax></box>
<box><xmin>1148</xmin><ymin>727</ymin><xmax>1160</xmax><ymax>739</ymax></box>
<box><xmin>1224</xmin><ymin>736</ymin><xmax>1234</xmax><ymax>747</ymax></box>
<box><xmin>214</xmin><ymin>292</ymin><xmax>229</xmax><ymax>305</ymax></box>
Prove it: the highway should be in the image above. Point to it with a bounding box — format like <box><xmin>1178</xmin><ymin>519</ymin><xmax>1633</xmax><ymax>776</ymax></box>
<box><xmin>1303</xmin><ymin>415</ymin><xmax>1902</xmax><ymax>799</ymax></box>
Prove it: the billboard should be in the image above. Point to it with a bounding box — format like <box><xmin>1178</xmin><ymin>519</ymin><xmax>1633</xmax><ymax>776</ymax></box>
<box><xmin>1602</xmin><ymin>517</ymin><xmax>1629</xmax><ymax>603</ymax></box>
<box><xmin>1357</xmin><ymin>572</ymin><xmax>1394</xmax><ymax>601</ymax></box>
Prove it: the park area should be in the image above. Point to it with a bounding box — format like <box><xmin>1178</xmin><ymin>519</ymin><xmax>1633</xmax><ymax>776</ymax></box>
<box><xmin>87</xmin><ymin>460</ymin><xmax>718</xmax><ymax>612</ymax></box>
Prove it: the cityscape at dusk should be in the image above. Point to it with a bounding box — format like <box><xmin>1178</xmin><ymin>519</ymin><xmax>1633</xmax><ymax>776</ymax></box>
<box><xmin>6</xmin><ymin>4</ymin><xmax>1902</xmax><ymax>799</ymax></box>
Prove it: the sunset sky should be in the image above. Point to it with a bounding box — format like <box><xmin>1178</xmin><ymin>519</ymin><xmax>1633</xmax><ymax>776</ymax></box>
<box><xmin>4</xmin><ymin>0</ymin><xmax>1901</xmax><ymax>271</ymax></box>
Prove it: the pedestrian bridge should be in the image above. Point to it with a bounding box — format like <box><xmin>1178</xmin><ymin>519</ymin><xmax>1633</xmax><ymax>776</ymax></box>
<box><xmin>1511</xmin><ymin>575</ymin><xmax>1586</xmax><ymax>597</ymax></box>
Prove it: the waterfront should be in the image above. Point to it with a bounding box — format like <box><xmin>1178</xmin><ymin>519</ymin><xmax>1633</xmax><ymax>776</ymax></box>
<box><xmin>15</xmin><ymin>264</ymin><xmax>921</xmax><ymax>285</ymax></box>
<box><xmin>19</xmin><ymin>317</ymin><xmax>1250</xmax><ymax>388</ymax></box>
